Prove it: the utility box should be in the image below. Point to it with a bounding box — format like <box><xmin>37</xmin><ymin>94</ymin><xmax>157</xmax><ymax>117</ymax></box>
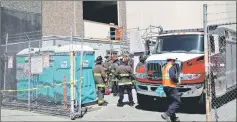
<box><xmin>16</xmin><ymin>44</ymin><xmax>97</xmax><ymax>105</ymax></box>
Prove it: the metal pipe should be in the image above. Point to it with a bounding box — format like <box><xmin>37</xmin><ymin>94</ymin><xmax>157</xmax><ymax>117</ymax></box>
<box><xmin>3</xmin><ymin>33</ymin><xmax>8</xmax><ymax>91</ymax></box>
<box><xmin>203</xmin><ymin>4</ymin><xmax>211</xmax><ymax>122</ymax></box>
<box><xmin>25</xmin><ymin>33</ymin><xmax>31</xmax><ymax>111</ymax></box>
<box><xmin>70</xmin><ymin>23</ymin><xmax>74</xmax><ymax>116</ymax></box>
<box><xmin>79</xmin><ymin>31</ymin><xmax>84</xmax><ymax>118</ymax></box>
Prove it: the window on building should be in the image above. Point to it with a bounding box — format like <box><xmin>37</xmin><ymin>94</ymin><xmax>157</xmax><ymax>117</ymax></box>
<box><xmin>83</xmin><ymin>1</ymin><xmax>118</xmax><ymax>25</ymax></box>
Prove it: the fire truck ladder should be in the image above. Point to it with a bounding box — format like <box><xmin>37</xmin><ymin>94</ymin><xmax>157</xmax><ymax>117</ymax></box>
<box><xmin>120</xmin><ymin>32</ymin><xmax>130</xmax><ymax>55</ymax></box>
<box><xmin>141</xmin><ymin>25</ymin><xmax>163</xmax><ymax>52</ymax></box>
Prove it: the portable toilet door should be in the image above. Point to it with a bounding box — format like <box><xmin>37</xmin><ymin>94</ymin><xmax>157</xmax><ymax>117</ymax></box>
<box><xmin>37</xmin><ymin>46</ymin><xmax>57</xmax><ymax>103</ymax></box>
<box><xmin>54</xmin><ymin>44</ymin><xmax>97</xmax><ymax>105</ymax></box>
<box><xmin>75</xmin><ymin>46</ymin><xmax>96</xmax><ymax>105</ymax></box>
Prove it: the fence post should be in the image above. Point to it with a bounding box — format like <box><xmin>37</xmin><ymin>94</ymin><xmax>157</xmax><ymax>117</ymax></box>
<box><xmin>203</xmin><ymin>4</ymin><xmax>211</xmax><ymax>122</ymax></box>
<box><xmin>79</xmin><ymin>33</ymin><xmax>84</xmax><ymax>117</ymax></box>
<box><xmin>70</xmin><ymin>26</ymin><xmax>75</xmax><ymax>118</ymax></box>
<box><xmin>4</xmin><ymin>33</ymin><xmax>8</xmax><ymax>91</ymax></box>
<box><xmin>25</xmin><ymin>33</ymin><xmax>31</xmax><ymax>111</ymax></box>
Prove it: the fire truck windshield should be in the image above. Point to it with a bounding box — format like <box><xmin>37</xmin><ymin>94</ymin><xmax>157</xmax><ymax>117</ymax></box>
<box><xmin>153</xmin><ymin>34</ymin><xmax>204</xmax><ymax>54</ymax></box>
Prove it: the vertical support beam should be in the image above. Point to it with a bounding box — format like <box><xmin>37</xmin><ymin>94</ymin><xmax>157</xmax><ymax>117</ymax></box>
<box><xmin>0</xmin><ymin>0</ymin><xmax>3</xmax><ymax>109</ymax></box>
<box><xmin>117</xmin><ymin>1</ymin><xmax>127</xmax><ymax>41</ymax></box>
<box><xmin>70</xmin><ymin>25</ymin><xmax>75</xmax><ymax>115</ymax></box>
<box><xmin>3</xmin><ymin>33</ymin><xmax>8</xmax><ymax>91</ymax></box>
<box><xmin>203</xmin><ymin>4</ymin><xmax>210</xmax><ymax>122</ymax></box>
<box><xmin>26</xmin><ymin>33</ymin><xmax>31</xmax><ymax>111</ymax></box>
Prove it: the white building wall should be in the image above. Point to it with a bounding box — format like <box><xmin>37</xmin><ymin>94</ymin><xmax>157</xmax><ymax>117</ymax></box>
<box><xmin>126</xmin><ymin>1</ymin><xmax>236</xmax><ymax>30</ymax></box>
<box><xmin>84</xmin><ymin>20</ymin><xmax>118</xmax><ymax>39</ymax></box>
<box><xmin>126</xmin><ymin>1</ymin><xmax>236</xmax><ymax>53</ymax></box>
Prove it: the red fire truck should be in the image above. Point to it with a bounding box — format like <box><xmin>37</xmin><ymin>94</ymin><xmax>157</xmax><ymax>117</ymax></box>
<box><xmin>135</xmin><ymin>26</ymin><xmax>236</xmax><ymax>112</ymax></box>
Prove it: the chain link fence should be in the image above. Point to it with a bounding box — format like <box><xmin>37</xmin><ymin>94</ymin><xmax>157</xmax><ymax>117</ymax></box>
<box><xmin>0</xmin><ymin>31</ymin><xmax>93</xmax><ymax>119</ymax></box>
<box><xmin>203</xmin><ymin>3</ymin><xmax>236</xmax><ymax>121</ymax></box>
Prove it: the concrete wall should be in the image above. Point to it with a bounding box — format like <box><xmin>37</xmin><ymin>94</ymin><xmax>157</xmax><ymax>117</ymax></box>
<box><xmin>1</xmin><ymin>0</ymin><xmax>41</xmax><ymax>13</ymax></box>
<box><xmin>42</xmin><ymin>1</ymin><xmax>84</xmax><ymax>37</ymax></box>
<box><xmin>117</xmin><ymin>1</ymin><xmax>127</xmax><ymax>29</ymax></box>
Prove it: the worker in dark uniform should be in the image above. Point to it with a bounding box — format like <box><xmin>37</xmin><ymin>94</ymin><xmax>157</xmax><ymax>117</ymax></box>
<box><xmin>110</xmin><ymin>56</ymin><xmax>119</xmax><ymax>96</ymax></box>
<box><xmin>115</xmin><ymin>57</ymin><xmax>135</xmax><ymax>107</ymax></box>
<box><xmin>118</xmin><ymin>56</ymin><xmax>123</xmax><ymax>65</ymax></box>
<box><xmin>93</xmin><ymin>56</ymin><xmax>108</xmax><ymax>106</ymax></box>
<box><xmin>103</xmin><ymin>56</ymin><xmax>112</xmax><ymax>89</ymax></box>
<box><xmin>136</xmin><ymin>55</ymin><xmax>147</xmax><ymax>70</ymax></box>
<box><xmin>161</xmin><ymin>57</ymin><xmax>181</xmax><ymax>122</ymax></box>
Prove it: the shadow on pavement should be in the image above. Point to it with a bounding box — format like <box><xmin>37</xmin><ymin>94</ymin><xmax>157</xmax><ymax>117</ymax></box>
<box><xmin>135</xmin><ymin>97</ymin><xmax>206</xmax><ymax>115</ymax></box>
<box><xmin>212</xmin><ymin>88</ymin><xmax>236</xmax><ymax>109</ymax></box>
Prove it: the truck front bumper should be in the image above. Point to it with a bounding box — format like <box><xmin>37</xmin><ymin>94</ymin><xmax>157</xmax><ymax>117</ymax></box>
<box><xmin>135</xmin><ymin>81</ymin><xmax>204</xmax><ymax>98</ymax></box>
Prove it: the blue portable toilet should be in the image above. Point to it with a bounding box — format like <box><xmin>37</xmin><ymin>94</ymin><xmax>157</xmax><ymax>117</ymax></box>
<box><xmin>53</xmin><ymin>44</ymin><xmax>97</xmax><ymax>105</ymax></box>
<box><xmin>15</xmin><ymin>44</ymin><xmax>97</xmax><ymax>105</ymax></box>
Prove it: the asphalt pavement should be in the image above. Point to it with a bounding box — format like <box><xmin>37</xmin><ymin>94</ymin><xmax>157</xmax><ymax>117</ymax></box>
<box><xmin>1</xmin><ymin>89</ymin><xmax>235</xmax><ymax>121</ymax></box>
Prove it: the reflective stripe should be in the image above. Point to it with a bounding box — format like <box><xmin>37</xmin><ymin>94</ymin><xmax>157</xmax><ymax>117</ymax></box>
<box><xmin>94</xmin><ymin>73</ymin><xmax>101</xmax><ymax>76</ymax></box>
<box><xmin>120</xmin><ymin>74</ymin><xmax>130</xmax><ymax>76</ymax></box>
<box><xmin>98</xmin><ymin>100</ymin><xmax>104</xmax><ymax>104</ymax></box>
<box><xmin>162</xmin><ymin>63</ymin><xmax>176</xmax><ymax>88</ymax></box>
<box><xmin>96</xmin><ymin>84</ymin><xmax>105</xmax><ymax>87</ymax></box>
<box><xmin>118</xmin><ymin>82</ymin><xmax>133</xmax><ymax>85</ymax></box>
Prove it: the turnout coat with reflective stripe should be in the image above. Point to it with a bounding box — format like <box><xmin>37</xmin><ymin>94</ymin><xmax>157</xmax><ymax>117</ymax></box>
<box><xmin>115</xmin><ymin>64</ymin><xmax>133</xmax><ymax>86</ymax></box>
<box><xmin>93</xmin><ymin>64</ymin><xmax>107</xmax><ymax>87</ymax></box>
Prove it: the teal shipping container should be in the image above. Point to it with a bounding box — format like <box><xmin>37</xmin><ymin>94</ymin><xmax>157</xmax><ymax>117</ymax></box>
<box><xmin>16</xmin><ymin>44</ymin><xmax>97</xmax><ymax>105</ymax></box>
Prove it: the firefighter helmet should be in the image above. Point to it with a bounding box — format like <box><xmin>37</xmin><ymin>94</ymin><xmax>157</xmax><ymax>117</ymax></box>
<box><xmin>111</xmin><ymin>56</ymin><xmax>117</xmax><ymax>61</ymax></box>
<box><xmin>139</xmin><ymin>55</ymin><xmax>147</xmax><ymax>62</ymax></box>
<box><xmin>96</xmin><ymin>56</ymin><xmax>103</xmax><ymax>61</ymax></box>
<box><xmin>123</xmin><ymin>57</ymin><xmax>129</xmax><ymax>63</ymax></box>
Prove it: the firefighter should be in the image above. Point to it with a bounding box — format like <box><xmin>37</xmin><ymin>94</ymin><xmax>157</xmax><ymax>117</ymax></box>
<box><xmin>136</xmin><ymin>55</ymin><xmax>147</xmax><ymax>70</ymax></box>
<box><xmin>161</xmin><ymin>57</ymin><xmax>181</xmax><ymax>122</ymax></box>
<box><xmin>93</xmin><ymin>56</ymin><xmax>108</xmax><ymax>106</ymax></box>
<box><xmin>115</xmin><ymin>57</ymin><xmax>135</xmax><ymax>107</ymax></box>
<box><xmin>103</xmin><ymin>56</ymin><xmax>112</xmax><ymax>89</ymax></box>
<box><xmin>110</xmin><ymin>56</ymin><xmax>119</xmax><ymax>96</ymax></box>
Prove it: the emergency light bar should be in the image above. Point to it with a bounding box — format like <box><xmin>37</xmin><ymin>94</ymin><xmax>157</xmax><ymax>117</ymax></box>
<box><xmin>162</xmin><ymin>28</ymin><xmax>204</xmax><ymax>34</ymax></box>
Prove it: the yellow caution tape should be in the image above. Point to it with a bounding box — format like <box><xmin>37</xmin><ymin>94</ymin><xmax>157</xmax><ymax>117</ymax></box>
<box><xmin>0</xmin><ymin>80</ymin><xmax>80</xmax><ymax>92</ymax></box>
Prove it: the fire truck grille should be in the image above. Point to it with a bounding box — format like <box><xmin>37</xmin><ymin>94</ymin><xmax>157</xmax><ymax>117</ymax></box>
<box><xmin>147</xmin><ymin>63</ymin><xmax>163</xmax><ymax>80</ymax></box>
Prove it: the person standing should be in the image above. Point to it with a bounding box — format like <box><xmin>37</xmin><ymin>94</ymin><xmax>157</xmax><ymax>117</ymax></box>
<box><xmin>161</xmin><ymin>57</ymin><xmax>181</xmax><ymax>122</ymax></box>
<box><xmin>93</xmin><ymin>56</ymin><xmax>108</xmax><ymax>106</ymax></box>
<box><xmin>110</xmin><ymin>56</ymin><xmax>119</xmax><ymax>96</ymax></box>
<box><xmin>136</xmin><ymin>55</ymin><xmax>147</xmax><ymax>70</ymax></box>
<box><xmin>115</xmin><ymin>57</ymin><xmax>135</xmax><ymax>107</ymax></box>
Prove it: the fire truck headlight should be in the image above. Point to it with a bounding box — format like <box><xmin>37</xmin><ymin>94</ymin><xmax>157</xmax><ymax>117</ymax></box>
<box><xmin>181</xmin><ymin>73</ymin><xmax>201</xmax><ymax>80</ymax></box>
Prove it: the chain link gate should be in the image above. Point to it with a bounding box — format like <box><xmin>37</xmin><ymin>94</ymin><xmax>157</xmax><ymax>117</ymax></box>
<box><xmin>203</xmin><ymin>3</ymin><xmax>236</xmax><ymax>122</ymax></box>
<box><xmin>0</xmin><ymin>31</ymin><xmax>90</xmax><ymax>119</ymax></box>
